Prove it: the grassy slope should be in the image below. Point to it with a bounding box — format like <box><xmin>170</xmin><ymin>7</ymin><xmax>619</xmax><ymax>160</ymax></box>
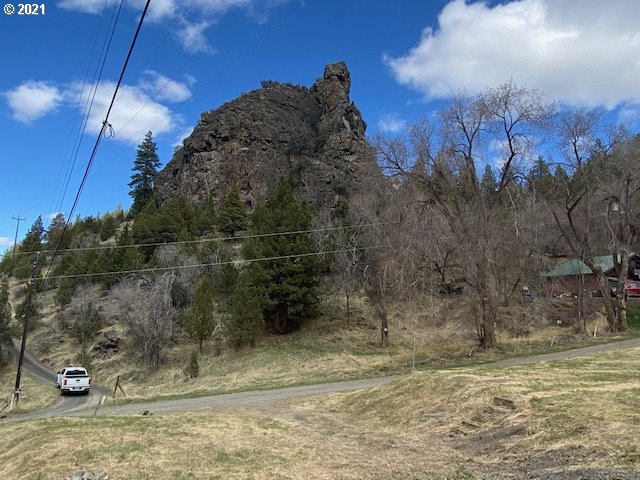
<box><xmin>0</xmin><ymin>347</ymin><xmax>638</xmax><ymax>479</ymax></box>
<box><xmin>2</xmin><ymin>291</ymin><xmax>639</xmax><ymax>478</ymax></box>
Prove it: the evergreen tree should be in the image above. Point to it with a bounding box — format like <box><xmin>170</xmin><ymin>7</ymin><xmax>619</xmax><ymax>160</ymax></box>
<box><xmin>185</xmin><ymin>350</ymin><xmax>199</xmax><ymax>378</ymax></box>
<box><xmin>242</xmin><ymin>178</ymin><xmax>320</xmax><ymax>333</ymax></box>
<box><xmin>128</xmin><ymin>131</ymin><xmax>161</xmax><ymax>216</ymax></box>
<box><xmin>528</xmin><ymin>156</ymin><xmax>555</xmax><ymax>199</ymax></box>
<box><xmin>99</xmin><ymin>213</ymin><xmax>117</xmax><ymax>241</ymax></box>
<box><xmin>480</xmin><ymin>164</ymin><xmax>498</xmax><ymax>198</ymax></box>
<box><xmin>21</xmin><ymin>216</ymin><xmax>44</xmax><ymax>252</ymax></box>
<box><xmin>226</xmin><ymin>273</ymin><xmax>264</xmax><ymax>348</ymax></box>
<box><xmin>106</xmin><ymin>225</ymin><xmax>143</xmax><ymax>285</ymax></box>
<box><xmin>132</xmin><ymin>197</ymin><xmax>195</xmax><ymax>255</ymax></box>
<box><xmin>214</xmin><ymin>262</ymin><xmax>239</xmax><ymax>295</ymax></box>
<box><xmin>12</xmin><ymin>217</ymin><xmax>44</xmax><ymax>279</ymax></box>
<box><xmin>55</xmin><ymin>278</ymin><xmax>76</xmax><ymax>308</ymax></box>
<box><xmin>45</xmin><ymin>213</ymin><xmax>70</xmax><ymax>250</ymax></box>
<box><xmin>193</xmin><ymin>196</ymin><xmax>217</xmax><ymax>236</ymax></box>
<box><xmin>183</xmin><ymin>275</ymin><xmax>217</xmax><ymax>351</ymax></box>
<box><xmin>0</xmin><ymin>278</ymin><xmax>13</xmax><ymax>367</ymax></box>
<box><xmin>217</xmin><ymin>187</ymin><xmax>247</xmax><ymax>236</ymax></box>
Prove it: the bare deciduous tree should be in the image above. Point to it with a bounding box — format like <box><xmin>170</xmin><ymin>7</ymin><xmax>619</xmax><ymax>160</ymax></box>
<box><xmin>604</xmin><ymin>136</ymin><xmax>640</xmax><ymax>330</ymax></box>
<box><xmin>114</xmin><ymin>272</ymin><xmax>176</xmax><ymax>368</ymax></box>
<box><xmin>69</xmin><ymin>284</ymin><xmax>102</xmax><ymax>344</ymax></box>
<box><xmin>375</xmin><ymin>81</ymin><xmax>553</xmax><ymax>348</ymax></box>
<box><xmin>550</xmin><ymin>111</ymin><xmax>629</xmax><ymax>332</ymax></box>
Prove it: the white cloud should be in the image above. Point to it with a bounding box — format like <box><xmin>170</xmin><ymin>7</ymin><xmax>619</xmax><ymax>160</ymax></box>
<box><xmin>4</xmin><ymin>81</ymin><xmax>62</xmax><ymax>123</ymax></box>
<box><xmin>59</xmin><ymin>0</ymin><xmax>286</xmax><ymax>53</ymax></box>
<box><xmin>139</xmin><ymin>0</ymin><xmax>252</xmax><ymax>22</ymax></box>
<box><xmin>0</xmin><ymin>237</ymin><xmax>14</xmax><ymax>247</ymax></box>
<box><xmin>139</xmin><ymin>71</ymin><xmax>193</xmax><ymax>103</ymax></box>
<box><xmin>172</xmin><ymin>125</ymin><xmax>195</xmax><ymax>149</ymax></box>
<box><xmin>618</xmin><ymin>103</ymin><xmax>640</xmax><ymax>128</ymax></box>
<box><xmin>377</xmin><ymin>112</ymin><xmax>408</xmax><ymax>133</ymax></box>
<box><xmin>385</xmin><ymin>0</ymin><xmax>640</xmax><ymax>108</ymax></box>
<box><xmin>65</xmin><ymin>81</ymin><xmax>175</xmax><ymax>144</ymax></box>
<box><xmin>47</xmin><ymin>212</ymin><xmax>64</xmax><ymax>221</ymax></box>
<box><xmin>6</xmin><ymin>73</ymin><xmax>183</xmax><ymax>144</ymax></box>
<box><xmin>57</xmin><ymin>0</ymin><xmax>116</xmax><ymax>13</ymax></box>
<box><xmin>176</xmin><ymin>19</ymin><xmax>215</xmax><ymax>54</ymax></box>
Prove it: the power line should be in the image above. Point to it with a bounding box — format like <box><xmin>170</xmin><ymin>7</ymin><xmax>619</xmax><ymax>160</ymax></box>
<box><xmin>37</xmin><ymin>0</ymin><xmax>153</xmax><ymax>295</ymax></box>
<box><xmin>6</xmin><ymin>208</ymin><xmax>614</xmax><ymax>261</ymax></box>
<box><xmin>110</xmin><ymin>3</ymin><xmax>242</xmax><ymax>141</ymax></box>
<box><xmin>9</xmin><ymin>220</ymin><xmax>399</xmax><ymax>258</ymax></box>
<box><xmin>53</xmin><ymin>0</ymin><xmax>126</xmax><ymax>216</ymax></box>
<box><xmin>49</xmin><ymin>0</ymin><xmax>121</xmax><ymax>216</ymax></box>
<box><xmin>113</xmin><ymin>2</ymin><xmax>299</xmax><ymax>144</ymax></box>
<box><xmin>32</xmin><ymin>245</ymin><xmax>384</xmax><ymax>282</ymax></box>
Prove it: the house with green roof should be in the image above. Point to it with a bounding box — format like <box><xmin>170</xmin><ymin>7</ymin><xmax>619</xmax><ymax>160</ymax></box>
<box><xmin>544</xmin><ymin>253</ymin><xmax>640</xmax><ymax>297</ymax></box>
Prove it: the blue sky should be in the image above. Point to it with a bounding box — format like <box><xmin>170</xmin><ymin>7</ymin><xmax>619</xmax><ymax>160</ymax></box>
<box><xmin>1</xmin><ymin>0</ymin><xmax>640</xmax><ymax>252</ymax></box>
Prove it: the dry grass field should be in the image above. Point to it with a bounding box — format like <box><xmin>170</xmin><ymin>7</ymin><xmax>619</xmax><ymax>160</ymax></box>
<box><xmin>0</xmin><ymin>346</ymin><xmax>639</xmax><ymax>479</ymax></box>
<box><xmin>19</xmin><ymin>294</ymin><xmax>626</xmax><ymax>404</ymax></box>
<box><xmin>1</xmin><ymin>294</ymin><xmax>639</xmax><ymax>478</ymax></box>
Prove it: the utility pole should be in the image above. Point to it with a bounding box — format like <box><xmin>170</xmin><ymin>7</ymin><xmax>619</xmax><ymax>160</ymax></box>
<box><xmin>11</xmin><ymin>215</ymin><xmax>25</xmax><ymax>257</ymax></box>
<box><xmin>11</xmin><ymin>251</ymin><xmax>40</xmax><ymax>410</ymax></box>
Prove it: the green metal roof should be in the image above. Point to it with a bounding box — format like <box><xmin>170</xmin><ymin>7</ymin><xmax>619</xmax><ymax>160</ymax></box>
<box><xmin>544</xmin><ymin>255</ymin><xmax>614</xmax><ymax>277</ymax></box>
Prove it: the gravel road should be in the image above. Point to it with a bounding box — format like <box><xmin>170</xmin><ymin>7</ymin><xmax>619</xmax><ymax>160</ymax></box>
<box><xmin>6</xmin><ymin>337</ymin><xmax>640</xmax><ymax>421</ymax></box>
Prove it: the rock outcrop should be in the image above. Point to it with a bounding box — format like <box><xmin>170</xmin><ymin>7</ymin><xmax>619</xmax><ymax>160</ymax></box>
<box><xmin>154</xmin><ymin>61</ymin><xmax>379</xmax><ymax>216</ymax></box>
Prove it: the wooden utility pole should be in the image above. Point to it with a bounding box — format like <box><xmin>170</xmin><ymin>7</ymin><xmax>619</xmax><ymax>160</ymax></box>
<box><xmin>11</xmin><ymin>251</ymin><xmax>40</xmax><ymax>410</ymax></box>
<box><xmin>11</xmin><ymin>215</ymin><xmax>25</xmax><ymax>257</ymax></box>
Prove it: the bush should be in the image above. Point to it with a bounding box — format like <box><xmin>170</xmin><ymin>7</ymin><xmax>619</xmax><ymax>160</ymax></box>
<box><xmin>75</xmin><ymin>344</ymin><xmax>92</xmax><ymax>371</ymax></box>
<box><xmin>185</xmin><ymin>350</ymin><xmax>199</xmax><ymax>378</ymax></box>
<box><xmin>226</xmin><ymin>277</ymin><xmax>264</xmax><ymax>348</ymax></box>
<box><xmin>55</xmin><ymin>279</ymin><xmax>76</xmax><ymax>308</ymax></box>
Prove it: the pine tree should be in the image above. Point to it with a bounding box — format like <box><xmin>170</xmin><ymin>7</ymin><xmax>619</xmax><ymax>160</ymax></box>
<box><xmin>226</xmin><ymin>273</ymin><xmax>264</xmax><ymax>348</ymax></box>
<box><xmin>0</xmin><ymin>278</ymin><xmax>13</xmax><ymax>367</ymax></box>
<box><xmin>528</xmin><ymin>156</ymin><xmax>555</xmax><ymax>199</ymax></box>
<box><xmin>242</xmin><ymin>178</ymin><xmax>320</xmax><ymax>333</ymax></box>
<box><xmin>217</xmin><ymin>187</ymin><xmax>247</xmax><ymax>236</ymax></box>
<box><xmin>480</xmin><ymin>164</ymin><xmax>498</xmax><ymax>198</ymax></box>
<box><xmin>194</xmin><ymin>196</ymin><xmax>217</xmax><ymax>236</ymax></box>
<box><xmin>45</xmin><ymin>213</ymin><xmax>70</xmax><ymax>250</ymax></box>
<box><xmin>185</xmin><ymin>350</ymin><xmax>199</xmax><ymax>378</ymax></box>
<box><xmin>99</xmin><ymin>213</ymin><xmax>117</xmax><ymax>241</ymax></box>
<box><xmin>214</xmin><ymin>262</ymin><xmax>239</xmax><ymax>295</ymax></box>
<box><xmin>183</xmin><ymin>275</ymin><xmax>217</xmax><ymax>351</ymax></box>
<box><xmin>129</xmin><ymin>131</ymin><xmax>161</xmax><ymax>216</ymax></box>
<box><xmin>13</xmin><ymin>217</ymin><xmax>44</xmax><ymax>279</ymax></box>
<box><xmin>21</xmin><ymin>216</ymin><xmax>44</xmax><ymax>252</ymax></box>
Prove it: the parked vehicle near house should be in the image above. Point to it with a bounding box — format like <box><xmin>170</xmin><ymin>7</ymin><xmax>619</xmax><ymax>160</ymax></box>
<box><xmin>55</xmin><ymin>366</ymin><xmax>91</xmax><ymax>395</ymax></box>
<box><xmin>610</xmin><ymin>280</ymin><xmax>640</xmax><ymax>297</ymax></box>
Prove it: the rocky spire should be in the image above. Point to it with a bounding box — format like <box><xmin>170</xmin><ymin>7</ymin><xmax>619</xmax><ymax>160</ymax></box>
<box><xmin>153</xmin><ymin>62</ymin><xmax>377</xmax><ymax>216</ymax></box>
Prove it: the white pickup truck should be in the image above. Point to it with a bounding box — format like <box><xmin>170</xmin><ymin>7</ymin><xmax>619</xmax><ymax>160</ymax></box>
<box><xmin>55</xmin><ymin>366</ymin><xmax>91</xmax><ymax>395</ymax></box>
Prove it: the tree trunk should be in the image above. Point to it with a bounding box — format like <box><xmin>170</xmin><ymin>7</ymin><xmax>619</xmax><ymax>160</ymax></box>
<box><xmin>380</xmin><ymin>314</ymin><xmax>389</xmax><ymax>347</ymax></box>
<box><xmin>615</xmin><ymin>248</ymin><xmax>630</xmax><ymax>331</ymax></box>
<box><xmin>592</xmin><ymin>266</ymin><xmax>618</xmax><ymax>331</ymax></box>
<box><xmin>274</xmin><ymin>303</ymin><xmax>288</xmax><ymax>334</ymax></box>
<box><xmin>475</xmin><ymin>257</ymin><xmax>497</xmax><ymax>349</ymax></box>
<box><xmin>575</xmin><ymin>274</ymin><xmax>586</xmax><ymax>334</ymax></box>
<box><xmin>345</xmin><ymin>289</ymin><xmax>351</xmax><ymax>321</ymax></box>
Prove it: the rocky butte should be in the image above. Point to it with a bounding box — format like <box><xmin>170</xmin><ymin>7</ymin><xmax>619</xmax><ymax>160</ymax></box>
<box><xmin>154</xmin><ymin>61</ymin><xmax>381</xmax><ymax>217</ymax></box>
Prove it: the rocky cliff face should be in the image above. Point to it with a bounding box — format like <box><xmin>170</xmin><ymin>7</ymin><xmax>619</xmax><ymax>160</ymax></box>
<box><xmin>154</xmin><ymin>62</ymin><xmax>379</xmax><ymax>216</ymax></box>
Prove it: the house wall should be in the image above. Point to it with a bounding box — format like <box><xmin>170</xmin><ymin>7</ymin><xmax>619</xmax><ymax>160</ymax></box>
<box><xmin>546</xmin><ymin>275</ymin><xmax>602</xmax><ymax>297</ymax></box>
